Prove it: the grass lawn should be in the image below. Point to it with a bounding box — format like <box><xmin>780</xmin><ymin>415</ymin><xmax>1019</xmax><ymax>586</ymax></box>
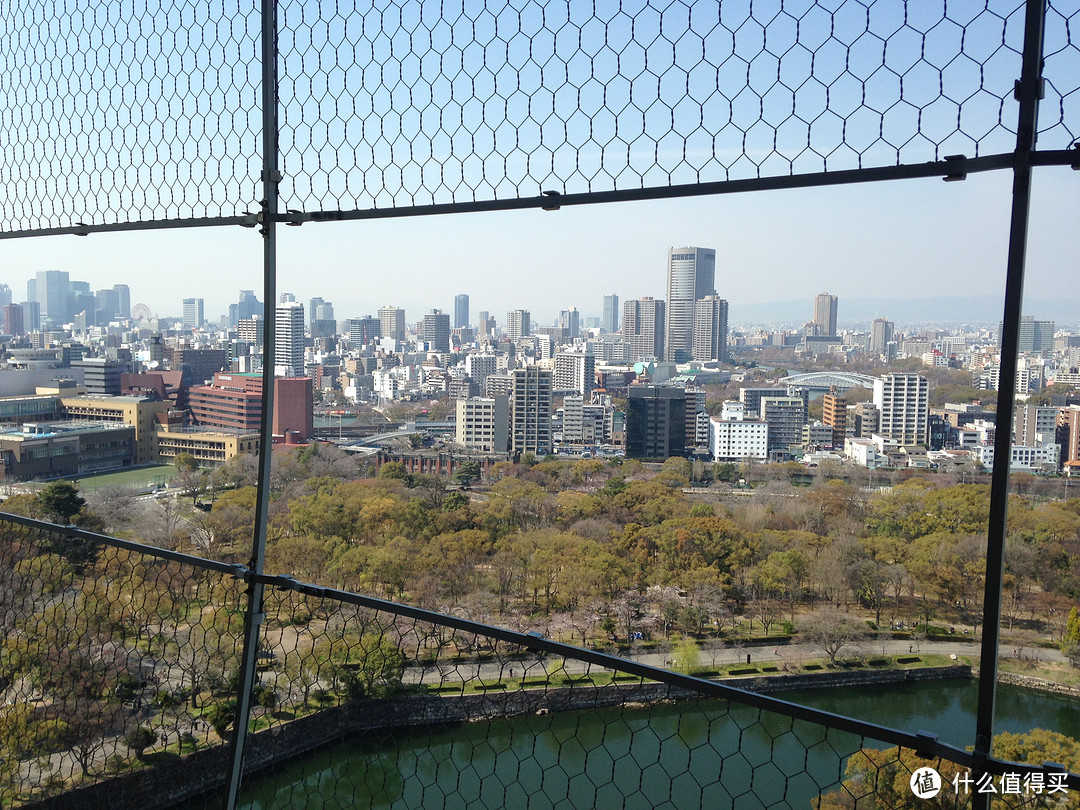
<box><xmin>69</xmin><ymin>464</ymin><xmax>176</xmax><ymax>492</ymax></box>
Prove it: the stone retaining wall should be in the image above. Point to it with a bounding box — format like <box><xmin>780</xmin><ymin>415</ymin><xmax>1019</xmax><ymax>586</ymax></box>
<box><xmin>974</xmin><ymin>668</ymin><xmax>1080</xmax><ymax>700</ymax></box>
<box><xmin>23</xmin><ymin>666</ymin><xmax>971</xmax><ymax>810</ymax></box>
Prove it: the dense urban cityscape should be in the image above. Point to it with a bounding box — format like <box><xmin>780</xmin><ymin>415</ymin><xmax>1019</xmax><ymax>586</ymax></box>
<box><xmin>1</xmin><ymin>246</ymin><xmax>1078</xmax><ymax>482</ymax></box>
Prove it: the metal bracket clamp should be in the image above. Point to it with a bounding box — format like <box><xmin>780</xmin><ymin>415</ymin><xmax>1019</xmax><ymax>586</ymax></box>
<box><xmin>541</xmin><ymin>190</ymin><xmax>562</xmax><ymax>210</ymax></box>
<box><xmin>914</xmin><ymin>731</ymin><xmax>939</xmax><ymax>759</ymax></box>
<box><xmin>943</xmin><ymin>155</ymin><xmax>967</xmax><ymax>182</ymax></box>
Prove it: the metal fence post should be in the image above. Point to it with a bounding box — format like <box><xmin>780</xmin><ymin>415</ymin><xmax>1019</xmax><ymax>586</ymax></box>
<box><xmin>972</xmin><ymin>2</ymin><xmax>1047</xmax><ymax>807</ymax></box>
<box><xmin>223</xmin><ymin>0</ymin><xmax>280</xmax><ymax>805</ymax></box>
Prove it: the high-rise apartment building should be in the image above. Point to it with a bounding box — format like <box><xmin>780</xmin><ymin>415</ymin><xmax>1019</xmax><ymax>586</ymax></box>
<box><xmin>455</xmin><ymin>395</ymin><xmax>509</xmax><ymax>453</ymax></box>
<box><xmin>709</xmin><ymin>401</ymin><xmax>769</xmax><ymax>461</ymax></box>
<box><xmin>1013</xmin><ymin>403</ymin><xmax>1060</xmax><ymax>447</ymax></box>
<box><xmin>275</xmin><ymin>300</ymin><xmax>306</xmax><ymax>377</ymax></box>
<box><xmin>814</xmin><ymin>292</ymin><xmax>838</xmax><ymax>337</ymax></box>
<box><xmin>873</xmin><ymin>373</ymin><xmax>929</xmax><ymax>445</ymax></box>
<box><xmin>665</xmin><ymin>247</ymin><xmax>715</xmax><ymax>363</ymax></box>
<box><xmin>237</xmin><ymin>315</ymin><xmax>264</xmax><ymax>347</ymax></box>
<box><xmin>692</xmin><ymin>295</ymin><xmax>729</xmax><ymax>362</ymax></box>
<box><xmin>761</xmin><ymin>395</ymin><xmax>807</xmax><ymax>458</ymax></box>
<box><xmin>378</xmin><ymin>306</ymin><xmax>406</xmax><ymax>341</ymax></box>
<box><xmin>183</xmin><ymin>298</ymin><xmax>205</xmax><ymax>329</ymax></box>
<box><xmin>822</xmin><ymin>392</ymin><xmax>848</xmax><ymax>448</ymax></box>
<box><xmin>622</xmin><ymin>296</ymin><xmax>665</xmax><ymax>362</ymax></box>
<box><xmin>422</xmin><ymin>309</ymin><xmax>451</xmax><ymax>352</ymax></box>
<box><xmin>465</xmin><ymin>354</ymin><xmax>498</xmax><ymax>389</ymax></box>
<box><xmin>506</xmin><ymin>309</ymin><xmax>531</xmax><ymax>342</ymax></box>
<box><xmin>602</xmin><ymin>294</ymin><xmax>619</xmax><ymax>334</ymax></box>
<box><xmin>510</xmin><ymin>365</ymin><xmax>553</xmax><ymax>456</ymax></box>
<box><xmin>3</xmin><ymin>304</ymin><xmax>24</xmax><ymax>336</ymax></box>
<box><xmin>553</xmin><ymin>350</ymin><xmax>595</xmax><ymax>397</ymax></box>
<box><xmin>477</xmin><ymin>311</ymin><xmax>494</xmax><ymax>337</ymax></box>
<box><xmin>454</xmin><ymin>294</ymin><xmax>470</xmax><ymax>329</ymax></box>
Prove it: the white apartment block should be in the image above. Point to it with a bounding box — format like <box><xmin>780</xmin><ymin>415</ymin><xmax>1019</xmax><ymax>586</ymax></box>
<box><xmin>465</xmin><ymin>353</ymin><xmax>498</xmax><ymax>388</ymax></box>
<box><xmin>455</xmin><ymin>396</ymin><xmax>509</xmax><ymax>453</ymax></box>
<box><xmin>977</xmin><ymin>443</ymin><xmax>1059</xmax><ymax>473</ymax></box>
<box><xmin>709</xmin><ymin>401</ymin><xmax>768</xmax><ymax>461</ymax></box>
<box><xmin>553</xmin><ymin>351</ymin><xmax>595</xmax><ymax>396</ymax></box>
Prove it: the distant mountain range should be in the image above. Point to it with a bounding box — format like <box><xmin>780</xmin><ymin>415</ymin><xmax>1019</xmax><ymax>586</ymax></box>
<box><xmin>732</xmin><ymin>296</ymin><xmax>1080</xmax><ymax>331</ymax></box>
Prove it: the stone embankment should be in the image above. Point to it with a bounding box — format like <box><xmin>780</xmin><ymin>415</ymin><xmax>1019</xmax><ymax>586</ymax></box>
<box><xmin>18</xmin><ymin>665</ymin><xmax>974</xmax><ymax>810</ymax></box>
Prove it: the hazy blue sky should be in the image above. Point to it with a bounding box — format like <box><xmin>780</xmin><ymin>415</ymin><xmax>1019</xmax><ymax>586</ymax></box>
<box><xmin>1</xmin><ymin>164</ymin><xmax>1076</xmax><ymax>327</ymax></box>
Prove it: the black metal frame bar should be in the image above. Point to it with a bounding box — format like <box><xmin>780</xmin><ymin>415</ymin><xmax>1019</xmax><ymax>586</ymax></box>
<box><xmin>3</xmin><ymin>150</ymin><xmax>1077</xmax><ymax>241</ymax></box>
<box><xmin>973</xmin><ymin>3</ymin><xmax>1050</xmax><ymax>808</ymax></box>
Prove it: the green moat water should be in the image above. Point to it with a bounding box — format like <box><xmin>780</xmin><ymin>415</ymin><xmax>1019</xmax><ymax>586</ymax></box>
<box><xmin>237</xmin><ymin>680</ymin><xmax>1079</xmax><ymax>809</ymax></box>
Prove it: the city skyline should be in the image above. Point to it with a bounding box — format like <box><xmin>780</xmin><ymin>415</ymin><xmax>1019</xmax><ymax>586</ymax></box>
<box><xmin>1</xmin><ymin>170</ymin><xmax>1077</xmax><ymax>328</ymax></box>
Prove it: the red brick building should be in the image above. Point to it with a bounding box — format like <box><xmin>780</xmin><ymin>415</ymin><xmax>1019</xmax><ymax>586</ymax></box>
<box><xmin>188</xmin><ymin>372</ymin><xmax>313</xmax><ymax>442</ymax></box>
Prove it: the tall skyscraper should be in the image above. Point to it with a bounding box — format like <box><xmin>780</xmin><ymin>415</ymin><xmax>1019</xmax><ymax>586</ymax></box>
<box><xmin>814</xmin><ymin>292</ymin><xmax>838</xmax><ymax>337</ymax></box>
<box><xmin>275</xmin><ymin>300</ymin><xmax>306</xmax><ymax>377</ymax></box>
<box><xmin>622</xmin><ymin>296</ymin><xmax>665</xmax><ymax>362</ymax></box>
<box><xmin>95</xmin><ymin>288</ymin><xmax>120</xmax><ymax>322</ymax></box>
<box><xmin>0</xmin><ymin>284</ymin><xmax>11</xmax><ymax>307</ymax></box>
<box><xmin>422</xmin><ymin>309</ymin><xmax>451</xmax><ymax>352</ymax></box>
<box><xmin>692</xmin><ymin>295</ymin><xmax>729</xmax><ymax>362</ymax></box>
<box><xmin>506</xmin><ymin>309</ymin><xmax>530</xmax><ymax>342</ymax></box>
<box><xmin>378</xmin><ymin>305</ymin><xmax>406</xmax><ymax>341</ymax></box>
<box><xmin>35</xmin><ymin>270</ymin><xmax>70</xmax><ymax>327</ymax></box>
<box><xmin>870</xmin><ymin>317</ymin><xmax>894</xmax><ymax>356</ymax></box>
<box><xmin>510</xmin><ymin>365</ymin><xmax>553</xmax><ymax>456</ymax></box>
<box><xmin>559</xmin><ymin>307</ymin><xmax>580</xmax><ymax>339</ymax></box>
<box><xmin>183</xmin><ymin>298</ymin><xmax>205</xmax><ymax>329</ymax></box>
<box><xmin>477</xmin><ymin>310</ymin><xmax>495</xmax><ymax>337</ymax></box>
<box><xmin>664</xmin><ymin>247</ymin><xmax>715</xmax><ymax>363</ymax></box>
<box><xmin>113</xmin><ymin>284</ymin><xmax>131</xmax><ymax>319</ymax></box>
<box><xmin>454</xmin><ymin>294</ymin><xmax>470</xmax><ymax>329</ymax></box>
<box><xmin>602</xmin><ymin>293</ymin><xmax>619</xmax><ymax>334</ymax></box>
<box><xmin>3</xmin><ymin>303</ymin><xmax>24</xmax><ymax>336</ymax></box>
<box><xmin>233</xmin><ymin>290</ymin><xmax>263</xmax><ymax>326</ymax></box>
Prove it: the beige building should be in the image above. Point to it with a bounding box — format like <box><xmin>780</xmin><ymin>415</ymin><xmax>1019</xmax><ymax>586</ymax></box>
<box><xmin>154</xmin><ymin>426</ymin><xmax>261</xmax><ymax>466</ymax></box>
<box><xmin>59</xmin><ymin>394</ymin><xmax>170</xmax><ymax>464</ymax></box>
<box><xmin>455</xmin><ymin>396</ymin><xmax>509</xmax><ymax>453</ymax></box>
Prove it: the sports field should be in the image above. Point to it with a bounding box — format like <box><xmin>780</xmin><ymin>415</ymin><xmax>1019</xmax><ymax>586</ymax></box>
<box><xmin>69</xmin><ymin>465</ymin><xmax>176</xmax><ymax>492</ymax></box>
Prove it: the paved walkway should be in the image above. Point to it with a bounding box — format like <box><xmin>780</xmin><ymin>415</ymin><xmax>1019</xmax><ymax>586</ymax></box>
<box><xmin>403</xmin><ymin>638</ymin><xmax>1064</xmax><ymax>685</ymax></box>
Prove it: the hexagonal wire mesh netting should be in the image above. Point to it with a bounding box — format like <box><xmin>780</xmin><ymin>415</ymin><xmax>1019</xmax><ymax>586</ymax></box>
<box><xmin>276</xmin><ymin>0</ymin><xmax>1036</xmax><ymax>212</ymax></box>
<box><xmin>0</xmin><ymin>0</ymin><xmax>263</xmax><ymax>233</ymax></box>
<box><xmin>0</xmin><ymin>519</ymin><xmax>245</xmax><ymax>806</ymax></box>
<box><xmin>2</xmin><ymin>0</ymin><xmax>1079</xmax><ymax>232</ymax></box>
<box><xmin>3</xmin><ymin>514</ymin><xmax>1076</xmax><ymax>809</ymax></box>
